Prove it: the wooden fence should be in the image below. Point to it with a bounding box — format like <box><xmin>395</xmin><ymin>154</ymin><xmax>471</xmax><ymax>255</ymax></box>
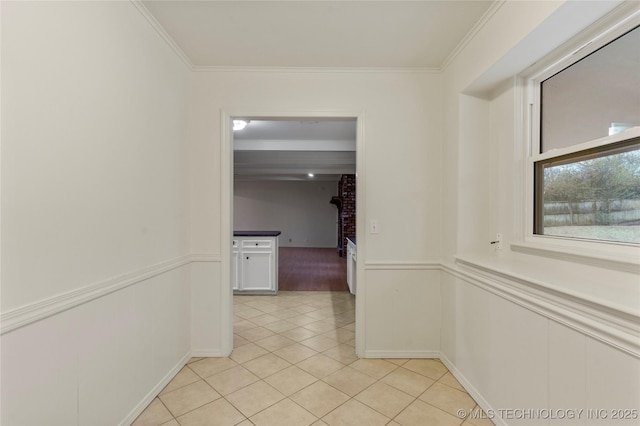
<box><xmin>543</xmin><ymin>199</ymin><xmax>640</xmax><ymax>226</ymax></box>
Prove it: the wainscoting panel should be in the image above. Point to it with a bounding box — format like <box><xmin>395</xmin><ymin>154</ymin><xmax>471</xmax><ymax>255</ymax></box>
<box><xmin>0</xmin><ymin>263</ymin><xmax>191</xmax><ymax>426</ymax></box>
<box><xmin>440</xmin><ymin>265</ymin><xmax>640</xmax><ymax>426</ymax></box>
<box><xmin>362</xmin><ymin>265</ymin><xmax>441</xmax><ymax>358</ymax></box>
<box><xmin>1</xmin><ymin>306</ymin><xmax>79</xmax><ymax>425</ymax></box>
<box><xmin>190</xmin><ymin>259</ymin><xmax>225</xmax><ymax>356</ymax></box>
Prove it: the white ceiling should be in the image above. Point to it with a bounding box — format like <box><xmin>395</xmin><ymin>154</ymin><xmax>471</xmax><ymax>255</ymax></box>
<box><xmin>140</xmin><ymin>1</ymin><xmax>495</xmax><ymax>180</ymax></box>
<box><xmin>233</xmin><ymin>119</ymin><xmax>356</xmax><ymax>181</ymax></box>
<box><xmin>141</xmin><ymin>0</ymin><xmax>495</xmax><ymax>69</ymax></box>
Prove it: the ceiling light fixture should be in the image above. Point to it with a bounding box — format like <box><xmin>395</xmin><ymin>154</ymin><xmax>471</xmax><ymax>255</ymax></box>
<box><xmin>233</xmin><ymin>119</ymin><xmax>249</xmax><ymax>131</ymax></box>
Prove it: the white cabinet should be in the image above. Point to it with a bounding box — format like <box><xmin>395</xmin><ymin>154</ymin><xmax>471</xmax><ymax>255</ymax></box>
<box><xmin>232</xmin><ymin>233</ymin><xmax>279</xmax><ymax>293</ymax></box>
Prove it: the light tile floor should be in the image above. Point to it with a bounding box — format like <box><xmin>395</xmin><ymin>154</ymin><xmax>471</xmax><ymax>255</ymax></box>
<box><xmin>133</xmin><ymin>291</ymin><xmax>494</xmax><ymax>426</ymax></box>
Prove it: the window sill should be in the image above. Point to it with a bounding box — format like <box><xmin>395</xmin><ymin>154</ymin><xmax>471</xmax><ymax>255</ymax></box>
<box><xmin>454</xmin><ymin>253</ymin><xmax>638</xmax><ymax>317</ymax></box>
<box><xmin>511</xmin><ymin>240</ymin><xmax>640</xmax><ymax>274</ymax></box>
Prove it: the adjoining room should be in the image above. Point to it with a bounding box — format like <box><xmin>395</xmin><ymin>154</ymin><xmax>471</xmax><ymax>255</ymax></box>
<box><xmin>232</xmin><ymin>118</ymin><xmax>357</xmax><ymax>293</ymax></box>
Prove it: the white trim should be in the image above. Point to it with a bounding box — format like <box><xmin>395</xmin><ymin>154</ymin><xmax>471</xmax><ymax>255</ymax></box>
<box><xmin>364</xmin><ymin>261</ymin><xmax>440</xmax><ymax>271</ymax></box>
<box><xmin>440</xmin><ymin>0</ymin><xmax>506</xmax><ymax>71</ymax></box>
<box><xmin>191</xmin><ymin>350</ymin><xmax>228</xmax><ymax>358</ymax></box>
<box><xmin>130</xmin><ymin>0</ymin><xmax>194</xmax><ymax>69</ymax></box>
<box><xmin>132</xmin><ymin>0</ymin><xmax>505</xmax><ymax>75</ymax></box>
<box><xmin>192</xmin><ymin>66</ymin><xmax>439</xmax><ymax>74</ymax></box>
<box><xmin>221</xmin><ymin>109</ymin><xmax>367</xmax><ymax>358</ymax></box>
<box><xmin>532</xmin><ymin>127</ymin><xmax>640</xmax><ymax>163</ymax></box>
<box><xmin>221</xmin><ymin>110</ymin><xmax>235</xmax><ymax>357</ymax></box>
<box><xmin>6</xmin><ymin>253</ymin><xmax>636</xmax><ymax>360</ymax></box>
<box><xmin>120</xmin><ymin>351</ymin><xmax>191</xmax><ymax>426</ymax></box>
<box><xmin>363</xmin><ymin>350</ymin><xmax>440</xmax><ymax>359</ymax></box>
<box><xmin>449</xmin><ymin>258</ymin><xmax>640</xmax><ymax>358</ymax></box>
<box><xmin>516</xmin><ymin>7</ymin><xmax>640</xmax><ymax>267</ymax></box>
<box><xmin>4</xmin><ymin>253</ymin><xmax>636</xmax><ymax>360</ymax></box>
<box><xmin>1</xmin><ymin>255</ymin><xmax>191</xmax><ymax>335</ymax></box>
<box><xmin>439</xmin><ymin>354</ymin><xmax>507</xmax><ymax>426</ymax></box>
<box><xmin>132</xmin><ymin>0</ymin><xmax>444</xmax><ymax>74</ymax></box>
<box><xmin>522</xmin><ymin>5</ymin><xmax>640</xmax><ymax>85</ymax></box>
<box><xmin>0</xmin><ymin>254</ymin><xmax>222</xmax><ymax>335</ymax></box>
<box><xmin>511</xmin><ymin>241</ymin><xmax>640</xmax><ymax>274</ymax></box>
<box><xmin>354</xmin><ymin>114</ymin><xmax>366</xmax><ymax>359</ymax></box>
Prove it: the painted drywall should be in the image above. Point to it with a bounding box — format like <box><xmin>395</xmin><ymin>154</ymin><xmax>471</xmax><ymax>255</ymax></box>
<box><xmin>2</xmin><ymin>0</ymin><xmax>190</xmax><ymax>309</ymax></box>
<box><xmin>457</xmin><ymin>94</ymin><xmax>491</xmax><ymax>254</ymax></box>
<box><xmin>188</xmin><ymin>71</ymin><xmax>443</xmax><ymax>260</ymax></box>
<box><xmin>187</xmin><ymin>69</ymin><xmax>444</xmax><ymax>354</ymax></box>
<box><xmin>441</xmin><ymin>0</ymin><xmax>565</xmax><ymax>264</ymax></box>
<box><xmin>3</xmin><ymin>1</ymin><xmax>637</xmax><ymax>425</ymax></box>
<box><xmin>364</xmin><ymin>268</ymin><xmax>440</xmax><ymax>357</ymax></box>
<box><xmin>441</xmin><ymin>1</ymin><xmax>639</xmax><ymax>424</ymax></box>
<box><xmin>1</xmin><ymin>1</ymin><xmax>191</xmax><ymax>424</ymax></box>
<box><xmin>234</xmin><ymin>180</ymin><xmax>339</xmax><ymax>248</ymax></box>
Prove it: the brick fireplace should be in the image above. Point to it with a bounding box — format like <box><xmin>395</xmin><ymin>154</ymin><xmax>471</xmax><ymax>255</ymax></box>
<box><xmin>332</xmin><ymin>174</ymin><xmax>356</xmax><ymax>257</ymax></box>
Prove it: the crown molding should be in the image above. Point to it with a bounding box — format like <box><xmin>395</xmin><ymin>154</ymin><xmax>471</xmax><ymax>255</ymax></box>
<box><xmin>191</xmin><ymin>65</ymin><xmax>440</xmax><ymax>74</ymax></box>
<box><xmin>440</xmin><ymin>0</ymin><xmax>506</xmax><ymax>72</ymax></box>
<box><xmin>130</xmin><ymin>0</ymin><xmax>461</xmax><ymax>74</ymax></box>
<box><xmin>130</xmin><ymin>0</ymin><xmax>194</xmax><ymax>70</ymax></box>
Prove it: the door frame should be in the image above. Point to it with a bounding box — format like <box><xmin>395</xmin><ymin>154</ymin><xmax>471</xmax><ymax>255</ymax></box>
<box><xmin>220</xmin><ymin>109</ymin><xmax>366</xmax><ymax>357</ymax></box>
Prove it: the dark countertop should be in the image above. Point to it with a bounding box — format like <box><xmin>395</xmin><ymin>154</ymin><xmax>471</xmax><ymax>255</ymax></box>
<box><xmin>234</xmin><ymin>231</ymin><xmax>282</xmax><ymax>237</ymax></box>
<box><xmin>347</xmin><ymin>236</ymin><xmax>356</xmax><ymax>245</ymax></box>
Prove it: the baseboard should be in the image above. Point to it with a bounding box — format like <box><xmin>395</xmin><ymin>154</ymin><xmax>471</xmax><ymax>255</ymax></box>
<box><xmin>121</xmin><ymin>351</ymin><xmax>191</xmax><ymax>426</ymax></box>
<box><xmin>439</xmin><ymin>353</ymin><xmax>506</xmax><ymax>426</ymax></box>
<box><xmin>191</xmin><ymin>349</ymin><xmax>230</xmax><ymax>357</ymax></box>
<box><xmin>363</xmin><ymin>350</ymin><xmax>440</xmax><ymax>358</ymax></box>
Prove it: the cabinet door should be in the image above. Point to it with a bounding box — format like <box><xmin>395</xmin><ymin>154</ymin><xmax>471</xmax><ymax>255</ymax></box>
<box><xmin>241</xmin><ymin>251</ymin><xmax>273</xmax><ymax>291</ymax></box>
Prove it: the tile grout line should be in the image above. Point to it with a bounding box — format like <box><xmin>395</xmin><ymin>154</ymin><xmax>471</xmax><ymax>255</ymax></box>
<box><xmin>138</xmin><ymin>291</ymin><xmax>485</xmax><ymax>426</ymax></box>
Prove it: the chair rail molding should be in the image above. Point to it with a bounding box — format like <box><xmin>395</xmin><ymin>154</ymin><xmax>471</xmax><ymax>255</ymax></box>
<box><xmin>448</xmin><ymin>257</ymin><xmax>640</xmax><ymax>358</ymax></box>
<box><xmin>0</xmin><ymin>253</ymin><xmax>219</xmax><ymax>335</ymax></box>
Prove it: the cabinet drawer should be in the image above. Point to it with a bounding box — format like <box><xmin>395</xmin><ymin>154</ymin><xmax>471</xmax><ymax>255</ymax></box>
<box><xmin>242</xmin><ymin>239</ymin><xmax>272</xmax><ymax>249</ymax></box>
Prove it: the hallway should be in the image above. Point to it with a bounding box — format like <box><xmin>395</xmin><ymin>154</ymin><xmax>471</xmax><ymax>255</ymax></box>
<box><xmin>133</xmin><ymin>291</ymin><xmax>491</xmax><ymax>426</ymax></box>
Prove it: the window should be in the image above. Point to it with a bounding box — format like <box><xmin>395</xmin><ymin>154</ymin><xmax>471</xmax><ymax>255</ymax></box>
<box><xmin>534</xmin><ymin>137</ymin><xmax>640</xmax><ymax>244</ymax></box>
<box><xmin>531</xmin><ymin>24</ymin><xmax>640</xmax><ymax>245</ymax></box>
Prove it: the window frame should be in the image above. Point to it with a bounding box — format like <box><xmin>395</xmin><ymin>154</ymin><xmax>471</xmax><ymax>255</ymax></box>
<box><xmin>533</xmin><ymin>134</ymin><xmax>640</xmax><ymax>241</ymax></box>
<box><xmin>516</xmin><ymin>9</ymin><xmax>640</xmax><ymax>270</ymax></box>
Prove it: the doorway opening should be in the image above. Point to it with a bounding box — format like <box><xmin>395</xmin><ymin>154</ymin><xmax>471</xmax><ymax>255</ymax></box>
<box><xmin>233</xmin><ymin>117</ymin><xmax>356</xmax><ymax>292</ymax></box>
<box><xmin>222</xmin><ymin>113</ymin><xmax>363</xmax><ymax>357</ymax></box>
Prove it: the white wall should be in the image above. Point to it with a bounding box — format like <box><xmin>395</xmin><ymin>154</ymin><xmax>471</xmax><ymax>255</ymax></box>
<box><xmin>187</xmin><ymin>70</ymin><xmax>444</xmax><ymax>357</ymax></box>
<box><xmin>1</xmin><ymin>1</ymin><xmax>191</xmax><ymax>424</ymax></box>
<box><xmin>3</xmin><ymin>2</ymin><xmax>637</xmax><ymax>425</ymax></box>
<box><xmin>234</xmin><ymin>180</ymin><xmax>338</xmax><ymax>248</ymax></box>
<box><xmin>441</xmin><ymin>1</ymin><xmax>640</xmax><ymax>425</ymax></box>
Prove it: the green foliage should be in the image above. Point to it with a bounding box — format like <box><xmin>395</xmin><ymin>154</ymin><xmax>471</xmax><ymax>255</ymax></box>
<box><xmin>543</xmin><ymin>149</ymin><xmax>640</xmax><ymax>203</ymax></box>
